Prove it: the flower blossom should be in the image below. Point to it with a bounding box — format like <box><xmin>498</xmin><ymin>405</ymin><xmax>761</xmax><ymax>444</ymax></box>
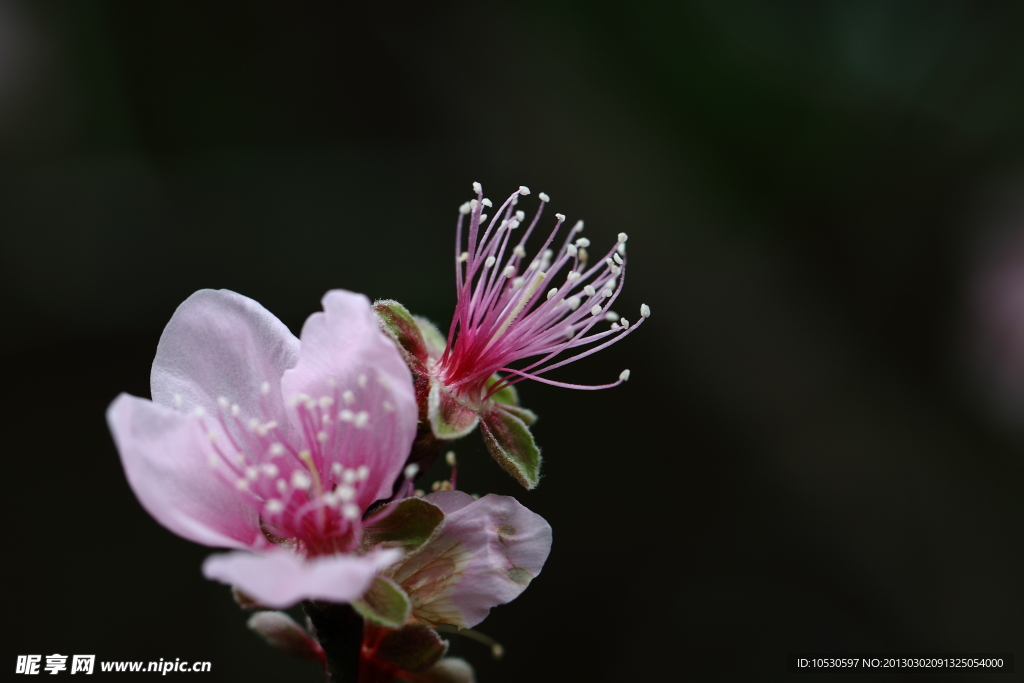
<box><xmin>376</xmin><ymin>183</ymin><xmax>649</xmax><ymax>488</ymax></box>
<box><xmin>107</xmin><ymin>289</ymin><xmax>418</xmax><ymax>608</ymax></box>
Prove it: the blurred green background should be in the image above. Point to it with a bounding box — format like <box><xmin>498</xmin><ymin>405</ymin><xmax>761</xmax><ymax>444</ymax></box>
<box><xmin>3</xmin><ymin>1</ymin><xmax>1023</xmax><ymax>680</ymax></box>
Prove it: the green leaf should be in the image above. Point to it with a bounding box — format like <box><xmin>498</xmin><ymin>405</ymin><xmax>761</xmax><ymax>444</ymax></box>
<box><xmin>352</xmin><ymin>575</ymin><xmax>412</xmax><ymax>628</ymax></box>
<box><xmin>246</xmin><ymin>611</ymin><xmax>325</xmax><ymax>662</ymax></box>
<box><xmin>374</xmin><ymin>624</ymin><xmax>448</xmax><ymax>673</ymax></box>
<box><xmin>428</xmin><ymin>381</ymin><xmax>479</xmax><ymax>441</ymax></box>
<box><xmin>479</xmin><ymin>406</ymin><xmax>542</xmax><ymax>489</ymax></box>
<box><xmin>374</xmin><ymin>300</ymin><xmax>429</xmax><ymax>369</ymax></box>
<box><xmin>361</xmin><ymin>498</ymin><xmax>445</xmax><ymax>554</ymax></box>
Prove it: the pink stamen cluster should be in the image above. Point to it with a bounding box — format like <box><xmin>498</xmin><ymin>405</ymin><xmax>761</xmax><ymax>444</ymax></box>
<box><xmin>191</xmin><ymin>370</ymin><xmax>403</xmax><ymax>558</ymax></box>
<box><xmin>438</xmin><ymin>183</ymin><xmax>649</xmax><ymax>401</ymax></box>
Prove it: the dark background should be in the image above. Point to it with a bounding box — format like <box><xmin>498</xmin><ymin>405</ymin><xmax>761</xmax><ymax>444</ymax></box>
<box><xmin>3</xmin><ymin>1</ymin><xmax>1023</xmax><ymax>681</ymax></box>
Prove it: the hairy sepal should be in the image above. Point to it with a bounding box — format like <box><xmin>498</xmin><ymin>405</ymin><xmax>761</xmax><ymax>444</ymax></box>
<box><xmin>487</xmin><ymin>375</ymin><xmax>536</xmax><ymax>425</ymax></box>
<box><xmin>375</xmin><ymin>623</ymin><xmax>449</xmax><ymax>673</ymax></box>
<box><xmin>428</xmin><ymin>381</ymin><xmax>479</xmax><ymax>441</ymax></box>
<box><xmin>374</xmin><ymin>300</ymin><xmax>429</xmax><ymax>370</ymax></box>
<box><xmin>246</xmin><ymin>611</ymin><xmax>325</xmax><ymax>662</ymax></box>
<box><xmin>353</xmin><ymin>575</ymin><xmax>413</xmax><ymax>628</ymax></box>
<box><xmin>479</xmin><ymin>406</ymin><xmax>542</xmax><ymax>489</ymax></box>
<box><xmin>361</xmin><ymin>498</ymin><xmax>445</xmax><ymax>554</ymax></box>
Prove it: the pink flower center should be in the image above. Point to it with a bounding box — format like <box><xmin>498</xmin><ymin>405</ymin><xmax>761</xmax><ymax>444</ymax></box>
<box><xmin>190</xmin><ymin>372</ymin><xmax>399</xmax><ymax>557</ymax></box>
<box><xmin>437</xmin><ymin>184</ymin><xmax>649</xmax><ymax>400</ymax></box>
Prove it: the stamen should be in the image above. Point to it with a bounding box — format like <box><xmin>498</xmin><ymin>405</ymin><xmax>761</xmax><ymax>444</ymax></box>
<box><xmin>641</xmin><ymin>303</ymin><xmax>651</xmax><ymax>318</ymax></box>
<box><xmin>491</xmin><ymin>272</ymin><xmax>546</xmax><ymax>342</ymax></box>
<box><xmin>538</xmin><ymin>192</ymin><xmax>550</xmax><ymax>202</ymax></box>
<box><xmin>472</xmin><ymin>181</ymin><xmax>482</xmax><ymax>194</ymax></box>
<box><xmin>619</xmin><ymin>369</ymin><xmax>631</xmax><ymax>381</ymax></box>
<box><xmin>518</xmin><ymin>186</ymin><xmax>530</xmax><ymax>195</ymax></box>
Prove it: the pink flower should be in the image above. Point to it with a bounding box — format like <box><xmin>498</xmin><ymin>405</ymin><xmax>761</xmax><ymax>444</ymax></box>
<box><xmin>390</xmin><ymin>491</ymin><xmax>552</xmax><ymax>629</ymax></box>
<box><xmin>376</xmin><ymin>183</ymin><xmax>649</xmax><ymax>487</ymax></box>
<box><xmin>107</xmin><ymin>289</ymin><xmax>418</xmax><ymax>608</ymax></box>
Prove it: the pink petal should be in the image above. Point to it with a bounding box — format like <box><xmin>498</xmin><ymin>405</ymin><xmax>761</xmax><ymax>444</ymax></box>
<box><xmin>107</xmin><ymin>393</ymin><xmax>262</xmax><ymax>549</ymax></box>
<box><xmin>282</xmin><ymin>290</ymin><xmax>417</xmax><ymax>505</ymax></box>
<box><xmin>400</xmin><ymin>494</ymin><xmax>551</xmax><ymax>628</ymax></box>
<box><xmin>202</xmin><ymin>548</ymin><xmax>403</xmax><ymax>609</ymax></box>
<box><xmin>151</xmin><ymin>289</ymin><xmax>299</xmax><ymax>422</ymax></box>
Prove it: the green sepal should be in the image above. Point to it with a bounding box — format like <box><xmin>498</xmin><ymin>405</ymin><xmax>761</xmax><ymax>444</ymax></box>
<box><xmin>361</xmin><ymin>498</ymin><xmax>445</xmax><ymax>554</ymax></box>
<box><xmin>414</xmin><ymin>315</ymin><xmax>448</xmax><ymax>359</ymax></box>
<box><xmin>374</xmin><ymin>623</ymin><xmax>448</xmax><ymax>673</ymax></box>
<box><xmin>428</xmin><ymin>381</ymin><xmax>480</xmax><ymax>441</ymax></box>
<box><xmin>352</xmin><ymin>575</ymin><xmax>412</xmax><ymax>628</ymax></box>
<box><xmin>479</xmin><ymin>406</ymin><xmax>542</xmax><ymax>489</ymax></box>
<box><xmin>375</xmin><ymin>300</ymin><xmax>429</xmax><ymax>369</ymax></box>
<box><xmin>246</xmin><ymin>611</ymin><xmax>325</xmax><ymax>662</ymax></box>
<box><xmin>487</xmin><ymin>375</ymin><xmax>536</xmax><ymax>425</ymax></box>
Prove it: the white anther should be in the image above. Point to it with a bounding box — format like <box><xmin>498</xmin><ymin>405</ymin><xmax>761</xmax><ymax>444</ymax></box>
<box><xmin>244</xmin><ymin>466</ymin><xmax>258</xmax><ymax>481</ymax></box>
<box><xmin>605</xmin><ymin>257</ymin><xmax>614</xmax><ymax>267</ymax></box>
<box><xmin>446</xmin><ymin>451</ymin><xmax>457</xmax><ymax>466</ymax></box>
<box><xmin>619</xmin><ymin>369</ymin><xmax>631</xmax><ymax>382</ymax></box>
<box><xmin>317</xmin><ymin>430</ymin><xmax>329</xmax><ymax>442</ymax></box>
<box><xmin>482</xmin><ymin>198</ymin><xmax>493</xmax><ymax>207</ymax></box>
<box><xmin>336</xmin><ymin>484</ymin><xmax>355</xmax><ymax>502</ymax></box>
<box><xmin>617</xmin><ymin>242</ymin><xmax>626</xmax><ymax>256</ymax></box>
<box><xmin>566</xmin><ymin>271</ymin><xmax>581</xmax><ymax>282</ymax></box>
<box><xmin>358</xmin><ymin>374</ymin><xmax>367</xmax><ymax>388</ymax></box>
<box><xmin>584</xmin><ymin>285</ymin><xmax>596</xmax><ymax>296</ymax></box>
<box><xmin>357</xmin><ymin>465</ymin><xmax>369</xmax><ymax>480</ymax></box>
<box><xmin>528</xmin><ymin>260</ymin><xmax>540</xmax><ymax>270</ymax></box>
<box><xmin>331</xmin><ymin>462</ymin><xmax>344</xmax><ymax>477</ymax></box>
<box><xmin>513</xmin><ymin>245</ymin><xmax>526</xmax><ymax>258</ymax></box>
<box><xmin>518</xmin><ymin>186</ymin><xmax>530</xmax><ymax>195</ymax></box>
<box><xmin>472</xmin><ymin>181</ymin><xmax>482</xmax><ymax>194</ymax></box>
<box><xmin>304</xmin><ymin>398</ymin><xmax>316</xmax><ymax>410</ymax></box>
<box><xmin>603</xmin><ymin>289</ymin><xmax>614</xmax><ymax>298</ymax></box>
<box><xmin>605</xmin><ymin>311</ymin><xmax>620</xmax><ymax>322</ymax></box>
<box><xmin>508</xmin><ymin>219</ymin><xmax>520</xmax><ymax>229</ymax></box>
<box><xmin>269</xmin><ymin>443</ymin><xmax>286</xmax><ymax>457</ymax></box>
<box><xmin>230</xmin><ymin>404</ymin><xmax>240</xmax><ymax>417</ymax></box>
<box><xmin>575</xmin><ymin>237</ymin><xmax>591</xmax><ymax>248</ymax></box>
<box><xmin>484</xmin><ymin>256</ymin><xmax>496</xmax><ymax>268</ymax></box>
<box><xmin>208</xmin><ymin>454</ymin><xmax>219</xmax><ymax>469</ymax></box>
<box><xmin>173</xmin><ymin>394</ymin><xmax>183</xmax><ymax>409</ymax></box>
<box><xmin>276</xmin><ymin>478</ymin><xmax>288</xmax><ymax>494</ymax></box>
<box><xmin>319</xmin><ymin>396</ymin><xmax>334</xmax><ymax>409</ymax></box>
<box><xmin>233</xmin><ymin>452</ymin><xmax>245</xmax><ymax>465</ymax></box>
<box><xmin>235</xmin><ymin>479</ymin><xmax>249</xmax><ymax>491</ymax></box>
<box><xmin>339</xmin><ymin>409</ymin><xmax>354</xmax><ymax>422</ymax></box>
<box><xmin>573</xmin><ymin>220</ymin><xmax>584</xmax><ymax>233</ymax></box>
<box><xmin>343</xmin><ymin>469</ymin><xmax>357</xmax><ymax>484</ymax></box>
<box><xmin>566</xmin><ymin>296</ymin><xmax>581</xmax><ymax>310</ymax></box>
<box><xmin>591</xmin><ymin>304</ymin><xmax>603</xmax><ymax>316</ymax></box>
<box><xmin>621</xmin><ymin>318</ymin><xmax>630</xmax><ymax>329</ymax></box>
<box><xmin>516</xmin><ymin>210</ymin><xmax>525</xmax><ymax>221</ymax></box>
<box><xmin>342</xmin><ymin>390</ymin><xmax>355</xmax><ymax>405</ymax></box>
<box><xmin>503</xmin><ymin>265</ymin><xmax>515</xmax><ymax>278</ymax></box>
<box><xmin>610</xmin><ymin>265</ymin><xmax>621</xmax><ymax>275</ymax></box>
<box><xmin>404</xmin><ymin>463</ymin><xmax>420</xmax><ymax>479</ymax></box>
<box><xmin>322</xmin><ymin>491</ymin><xmax>337</xmax><ymax>507</ymax></box>
<box><xmin>479</xmin><ymin>214</ymin><xmax>488</xmax><ymax>223</ymax></box>
<box><xmin>566</xmin><ymin>244</ymin><xmax>578</xmax><ymax>257</ymax></box>
<box><xmin>614</xmin><ymin>253</ymin><xmax>623</xmax><ymax>265</ymax></box>
<box><xmin>606</xmin><ymin>278</ymin><xmax>618</xmax><ymax>291</ymax></box>
<box><xmin>547</xmin><ymin>288</ymin><xmax>558</xmax><ymax>300</ymax></box>
<box><xmin>543</xmin><ymin>248</ymin><xmax>553</xmax><ymax>260</ymax></box>
<box><xmin>248</xmin><ymin>418</ymin><xmax>260</xmax><ymax>431</ymax></box>
<box><xmin>470</xmin><ymin>199</ymin><xmax>479</xmax><ymax>209</ymax></box>
<box><xmin>459</xmin><ymin>202</ymin><xmax>472</xmax><ymax>215</ymax></box>
<box><xmin>512</xmin><ymin>276</ymin><xmax>525</xmax><ymax>288</ymax></box>
<box><xmin>260</xmin><ymin>381</ymin><xmax>271</xmax><ymax>395</ymax></box>
<box><xmin>342</xmin><ymin>503</ymin><xmax>360</xmax><ymax>521</ymax></box>
<box><xmin>539</xmin><ymin>192</ymin><xmax>550</xmax><ymax>202</ymax></box>
<box><xmin>565</xmin><ymin>325</ymin><xmax>575</xmax><ymax>339</ymax></box>
<box><xmin>641</xmin><ymin>303</ymin><xmax>651</xmax><ymax>318</ymax></box>
<box><xmin>618</xmin><ymin>232</ymin><xmax>628</xmax><ymax>243</ymax></box>
<box><xmin>382</xmin><ymin>400</ymin><xmax>395</xmax><ymax>413</ymax></box>
<box><xmin>354</xmin><ymin>411</ymin><xmax>369</xmax><ymax>428</ymax></box>
<box><xmin>265</xmin><ymin>499</ymin><xmax>284</xmax><ymax>514</ymax></box>
<box><xmin>458</xmin><ymin>252</ymin><xmax>469</xmax><ymax>262</ymax></box>
<box><xmin>206</xmin><ymin>431</ymin><xmax>218</xmax><ymax>442</ymax></box>
<box><xmin>291</xmin><ymin>471</ymin><xmax>312</xmax><ymax>490</ymax></box>
<box><xmin>555</xmin><ymin>213</ymin><xmax>565</xmax><ymax>221</ymax></box>
<box><xmin>611</xmin><ymin>322</ymin><xmax>621</xmax><ymax>330</ymax></box>
<box><xmin>217</xmin><ymin>396</ymin><xmax>229</xmax><ymax>409</ymax></box>
<box><xmin>262</xmin><ymin>464</ymin><xmax>279</xmax><ymax>477</ymax></box>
